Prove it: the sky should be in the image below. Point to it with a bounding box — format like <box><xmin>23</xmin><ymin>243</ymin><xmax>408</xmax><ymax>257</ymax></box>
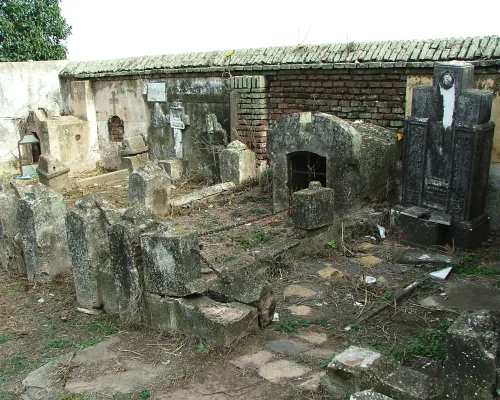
<box><xmin>60</xmin><ymin>0</ymin><xmax>500</xmax><ymax>61</ymax></box>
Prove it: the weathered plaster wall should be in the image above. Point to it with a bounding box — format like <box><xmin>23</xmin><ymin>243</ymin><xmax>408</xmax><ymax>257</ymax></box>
<box><xmin>405</xmin><ymin>72</ymin><xmax>500</xmax><ymax>163</ymax></box>
<box><xmin>0</xmin><ymin>61</ymin><xmax>69</xmax><ymax>173</ymax></box>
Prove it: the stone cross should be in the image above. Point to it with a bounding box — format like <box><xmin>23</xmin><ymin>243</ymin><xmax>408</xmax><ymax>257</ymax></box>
<box><xmin>169</xmin><ymin>102</ymin><xmax>190</xmax><ymax>159</ymax></box>
<box><xmin>109</xmin><ymin>91</ymin><xmax>119</xmax><ymax>115</ymax></box>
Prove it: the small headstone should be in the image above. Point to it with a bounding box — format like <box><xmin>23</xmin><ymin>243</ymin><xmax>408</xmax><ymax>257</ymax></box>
<box><xmin>36</xmin><ymin>154</ymin><xmax>70</xmax><ymax>192</ymax></box>
<box><xmin>0</xmin><ymin>179</ymin><xmax>24</xmax><ymax>274</ymax></box>
<box><xmin>128</xmin><ymin>162</ymin><xmax>171</xmax><ymax>215</ymax></box>
<box><xmin>18</xmin><ymin>185</ymin><xmax>71</xmax><ymax>281</ymax></box>
<box><xmin>66</xmin><ymin>195</ymin><xmax>121</xmax><ymax>309</ymax></box>
<box><xmin>292</xmin><ymin>181</ymin><xmax>336</xmax><ymax>230</ymax></box>
<box><xmin>119</xmin><ymin>135</ymin><xmax>149</xmax><ymax>172</ymax></box>
<box><xmin>141</xmin><ymin>224</ymin><xmax>201</xmax><ymax>297</ymax></box>
<box><xmin>157</xmin><ymin>158</ymin><xmax>187</xmax><ymax>181</ymax></box>
<box><xmin>220</xmin><ymin>140</ymin><xmax>256</xmax><ymax>185</ymax></box>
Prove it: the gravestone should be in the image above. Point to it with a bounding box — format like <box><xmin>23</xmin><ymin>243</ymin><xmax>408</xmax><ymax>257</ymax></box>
<box><xmin>66</xmin><ymin>195</ymin><xmax>121</xmax><ymax>309</ymax></box>
<box><xmin>141</xmin><ymin>224</ymin><xmax>201</xmax><ymax>297</ymax></box>
<box><xmin>18</xmin><ymin>185</ymin><xmax>71</xmax><ymax>281</ymax></box>
<box><xmin>36</xmin><ymin>154</ymin><xmax>70</xmax><ymax>192</ymax></box>
<box><xmin>292</xmin><ymin>181</ymin><xmax>336</xmax><ymax>229</ymax></box>
<box><xmin>0</xmin><ymin>179</ymin><xmax>24</xmax><ymax>273</ymax></box>
<box><xmin>106</xmin><ymin>206</ymin><xmax>160</xmax><ymax>321</ymax></box>
<box><xmin>157</xmin><ymin>158</ymin><xmax>187</xmax><ymax>181</ymax></box>
<box><xmin>397</xmin><ymin>61</ymin><xmax>494</xmax><ymax>248</ymax></box>
<box><xmin>219</xmin><ymin>140</ymin><xmax>256</xmax><ymax>184</ymax></box>
<box><xmin>128</xmin><ymin>162</ymin><xmax>171</xmax><ymax>215</ymax></box>
<box><xmin>119</xmin><ymin>134</ymin><xmax>149</xmax><ymax>172</ymax></box>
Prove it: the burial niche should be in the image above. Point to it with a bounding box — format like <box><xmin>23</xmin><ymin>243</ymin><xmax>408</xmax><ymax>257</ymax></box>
<box><xmin>287</xmin><ymin>151</ymin><xmax>326</xmax><ymax>195</ymax></box>
<box><xmin>108</xmin><ymin>115</ymin><xmax>124</xmax><ymax>142</ymax></box>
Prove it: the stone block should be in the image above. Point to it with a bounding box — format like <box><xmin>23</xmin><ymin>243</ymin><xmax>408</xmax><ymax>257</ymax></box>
<box><xmin>143</xmin><ymin>292</ymin><xmax>179</xmax><ymax>333</ymax></box>
<box><xmin>106</xmin><ymin>205</ymin><xmax>160</xmax><ymax>320</ymax></box>
<box><xmin>0</xmin><ymin>179</ymin><xmax>24</xmax><ymax>274</ymax></box>
<box><xmin>439</xmin><ymin>310</ymin><xmax>499</xmax><ymax>399</ymax></box>
<box><xmin>206</xmin><ymin>263</ymin><xmax>276</xmax><ymax>327</ymax></box>
<box><xmin>36</xmin><ymin>154</ymin><xmax>70</xmax><ymax>193</ymax></box>
<box><xmin>121</xmin><ymin>153</ymin><xmax>149</xmax><ymax>173</ymax></box>
<box><xmin>375</xmin><ymin>367</ymin><xmax>434</xmax><ymax>400</ymax></box>
<box><xmin>485</xmin><ymin>163</ymin><xmax>500</xmax><ymax>231</ymax></box>
<box><xmin>66</xmin><ymin>195</ymin><xmax>121</xmax><ymax>309</ymax></box>
<box><xmin>141</xmin><ymin>225</ymin><xmax>201</xmax><ymax>297</ymax></box>
<box><xmin>220</xmin><ymin>140</ymin><xmax>256</xmax><ymax>184</ymax></box>
<box><xmin>119</xmin><ymin>134</ymin><xmax>148</xmax><ymax>156</ymax></box>
<box><xmin>292</xmin><ymin>181</ymin><xmax>335</xmax><ymax>229</ymax></box>
<box><xmin>157</xmin><ymin>158</ymin><xmax>187</xmax><ymax>181</ymax></box>
<box><xmin>128</xmin><ymin>162</ymin><xmax>171</xmax><ymax>215</ymax></box>
<box><xmin>18</xmin><ymin>185</ymin><xmax>71</xmax><ymax>281</ymax></box>
<box><xmin>176</xmin><ymin>295</ymin><xmax>258</xmax><ymax>347</ymax></box>
<box><xmin>327</xmin><ymin>346</ymin><xmax>398</xmax><ymax>394</ymax></box>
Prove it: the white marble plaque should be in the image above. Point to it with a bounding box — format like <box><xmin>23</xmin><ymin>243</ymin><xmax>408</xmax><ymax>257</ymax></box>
<box><xmin>170</xmin><ymin>108</ymin><xmax>185</xmax><ymax>129</ymax></box>
<box><xmin>147</xmin><ymin>82</ymin><xmax>166</xmax><ymax>102</ymax></box>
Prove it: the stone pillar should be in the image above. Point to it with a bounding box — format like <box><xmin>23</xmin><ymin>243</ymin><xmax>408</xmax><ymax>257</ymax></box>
<box><xmin>157</xmin><ymin>159</ymin><xmax>187</xmax><ymax>181</ymax></box>
<box><xmin>36</xmin><ymin>154</ymin><xmax>70</xmax><ymax>192</ymax></box>
<box><xmin>141</xmin><ymin>225</ymin><xmax>201</xmax><ymax>297</ymax></box>
<box><xmin>128</xmin><ymin>162</ymin><xmax>171</xmax><ymax>215</ymax></box>
<box><xmin>66</xmin><ymin>195</ymin><xmax>121</xmax><ymax>309</ymax></box>
<box><xmin>220</xmin><ymin>140</ymin><xmax>256</xmax><ymax>184</ymax></box>
<box><xmin>106</xmin><ymin>206</ymin><xmax>160</xmax><ymax>321</ymax></box>
<box><xmin>292</xmin><ymin>181</ymin><xmax>336</xmax><ymax>229</ymax></box>
<box><xmin>0</xmin><ymin>179</ymin><xmax>24</xmax><ymax>274</ymax></box>
<box><xmin>18</xmin><ymin>185</ymin><xmax>71</xmax><ymax>281</ymax></box>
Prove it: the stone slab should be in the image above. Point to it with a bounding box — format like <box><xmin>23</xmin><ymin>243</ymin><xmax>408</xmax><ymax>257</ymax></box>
<box><xmin>298</xmin><ymin>371</ymin><xmax>326</xmax><ymax>391</ymax></box>
<box><xmin>394</xmin><ymin>250</ymin><xmax>460</xmax><ymax>265</ymax></box>
<box><xmin>258</xmin><ymin>359</ymin><xmax>310</xmax><ymax>382</ymax></box>
<box><xmin>287</xmin><ymin>305</ymin><xmax>313</xmax><ymax>316</ymax></box>
<box><xmin>356</xmin><ymin>255</ymin><xmax>384</xmax><ymax>267</ymax></box>
<box><xmin>169</xmin><ymin>182</ymin><xmax>236</xmax><ymax>207</ymax></box>
<box><xmin>375</xmin><ymin>366</ymin><xmax>433</xmax><ymax>400</ymax></box>
<box><xmin>317</xmin><ymin>266</ymin><xmax>344</xmax><ymax>279</ymax></box>
<box><xmin>429</xmin><ymin>266</ymin><xmax>452</xmax><ymax>280</ymax></box>
<box><xmin>74</xmin><ymin>169</ymin><xmax>129</xmax><ymax>188</ymax></box>
<box><xmin>230</xmin><ymin>350</ymin><xmax>274</xmax><ymax>369</ymax></box>
<box><xmin>284</xmin><ymin>284</ymin><xmax>318</xmax><ymax>298</ymax></box>
<box><xmin>266</xmin><ymin>339</ymin><xmax>312</xmax><ymax>356</ymax></box>
<box><xmin>350</xmin><ymin>390</ymin><xmax>394</xmax><ymax>400</ymax></box>
<box><xmin>296</xmin><ymin>331</ymin><xmax>328</xmax><ymax>345</ymax></box>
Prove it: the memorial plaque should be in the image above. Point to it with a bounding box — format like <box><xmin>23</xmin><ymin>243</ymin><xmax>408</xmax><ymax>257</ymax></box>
<box><xmin>147</xmin><ymin>83</ymin><xmax>166</xmax><ymax>102</ymax></box>
<box><xmin>170</xmin><ymin>106</ymin><xmax>185</xmax><ymax>129</ymax></box>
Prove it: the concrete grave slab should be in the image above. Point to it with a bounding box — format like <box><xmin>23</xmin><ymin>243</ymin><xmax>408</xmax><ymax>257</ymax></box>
<box><xmin>266</xmin><ymin>339</ymin><xmax>312</xmax><ymax>356</ymax></box>
<box><xmin>375</xmin><ymin>366</ymin><xmax>434</xmax><ymax>400</ymax></box>
<box><xmin>284</xmin><ymin>284</ymin><xmax>319</xmax><ymax>298</ymax></box>
<box><xmin>287</xmin><ymin>305</ymin><xmax>313</xmax><ymax>316</ymax></box>
<box><xmin>258</xmin><ymin>359</ymin><xmax>310</xmax><ymax>382</ymax></box>
<box><xmin>296</xmin><ymin>331</ymin><xmax>328</xmax><ymax>345</ymax></box>
<box><xmin>230</xmin><ymin>350</ymin><xmax>275</xmax><ymax>369</ymax></box>
<box><xmin>356</xmin><ymin>255</ymin><xmax>384</xmax><ymax>267</ymax></box>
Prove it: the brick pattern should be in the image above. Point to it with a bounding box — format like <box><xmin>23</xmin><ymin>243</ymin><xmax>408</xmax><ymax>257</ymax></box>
<box><xmin>268</xmin><ymin>69</ymin><xmax>409</xmax><ymax>129</ymax></box>
<box><xmin>231</xmin><ymin>76</ymin><xmax>269</xmax><ymax>159</ymax></box>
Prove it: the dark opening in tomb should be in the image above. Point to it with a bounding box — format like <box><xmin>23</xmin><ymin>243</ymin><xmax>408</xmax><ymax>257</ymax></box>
<box><xmin>287</xmin><ymin>151</ymin><xmax>326</xmax><ymax>195</ymax></box>
<box><xmin>108</xmin><ymin>115</ymin><xmax>124</xmax><ymax>142</ymax></box>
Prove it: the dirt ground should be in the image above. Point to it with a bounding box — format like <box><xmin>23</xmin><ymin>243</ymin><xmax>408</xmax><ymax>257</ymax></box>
<box><xmin>2</xmin><ymin>171</ymin><xmax>500</xmax><ymax>399</ymax></box>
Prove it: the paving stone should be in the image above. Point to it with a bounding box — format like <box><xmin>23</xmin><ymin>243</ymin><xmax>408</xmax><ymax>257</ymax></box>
<box><xmin>356</xmin><ymin>255</ymin><xmax>384</xmax><ymax>267</ymax></box>
<box><xmin>284</xmin><ymin>284</ymin><xmax>317</xmax><ymax>298</ymax></box>
<box><xmin>317</xmin><ymin>266</ymin><xmax>344</xmax><ymax>279</ymax></box>
<box><xmin>266</xmin><ymin>339</ymin><xmax>312</xmax><ymax>356</ymax></box>
<box><xmin>298</xmin><ymin>371</ymin><xmax>326</xmax><ymax>391</ymax></box>
<box><xmin>258</xmin><ymin>359</ymin><xmax>310</xmax><ymax>382</ymax></box>
<box><xmin>296</xmin><ymin>331</ymin><xmax>328</xmax><ymax>345</ymax></box>
<box><xmin>342</xmin><ymin>263</ymin><xmax>363</xmax><ymax>275</ymax></box>
<box><xmin>358</xmin><ymin>242</ymin><xmax>376</xmax><ymax>253</ymax></box>
<box><xmin>303</xmin><ymin>348</ymin><xmax>335</xmax><ymax>360</ymax></box>
<box><xmin>377</xmin><ymin>263</ymin><xmax>409</xmax><ymax>273</ymax></box>
<box><xmin>287</xmin><ymin>305</ymin><xmax>313</xmax><ymax>316</ymax></box>
<box><xmin>350</xmin><ymin>389</ymin><xmax>394</xmax><ymax>400</ymax></box>
<box><xmin>230</xmin><ymin>350</ymin><xmax>274</xmax><ymax>369</ymax></box>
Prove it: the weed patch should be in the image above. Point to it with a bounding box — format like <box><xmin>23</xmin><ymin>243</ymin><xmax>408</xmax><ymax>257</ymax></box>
<box><xmin>45</xmin><ymin>339</ymin><xmax>72</xmax><ymax>349</ymax></box>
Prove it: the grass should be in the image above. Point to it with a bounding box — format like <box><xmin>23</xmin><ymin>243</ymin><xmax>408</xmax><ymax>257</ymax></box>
<box><xmin>0</xmin><ymin>336</ymin><xmax>9</xmax><ymax>345</ymax></box>
<box><xmin>45</xmin><ymin>339</ymin><xmax>72</xmax><ymax>349</ymax></box>
<box><xmin>237</xmin><ymin>230</ymin><xmax>274</xmax><ymax>250</ymax></box>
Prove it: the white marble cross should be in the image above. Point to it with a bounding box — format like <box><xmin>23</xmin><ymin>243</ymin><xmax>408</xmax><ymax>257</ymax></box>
<box><xmin>169</xmin><ymin>102</ymin><xmax>189</xmax><ymax>159</ymax></box>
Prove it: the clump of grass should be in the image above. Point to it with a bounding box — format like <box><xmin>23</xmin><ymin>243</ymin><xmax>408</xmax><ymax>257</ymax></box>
<box><xmin>237</xmin><ymin>230</ymin><xmax>274</xmax><ymax>249</ymax></box>
<box><xmin>0</xmin><ymin>335</ymin><xmax>9</xmax><ymax>345</ymax></box>
<box><xmin>45</xmin><ymin>339</ymin><xmax>72</xmax><ymax>349</ymax></box>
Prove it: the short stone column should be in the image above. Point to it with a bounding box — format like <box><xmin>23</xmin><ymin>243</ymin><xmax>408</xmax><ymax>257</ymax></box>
<box><xmin>119</xmin><ymin>135</ymin><xmax>149</xmax><ymax>172</ymax></box>
<box><xmin>18</xmin><ymin>184</ymin><xmax>71</xmax><ymax>281</ymax></box>
<box><xmin>128</xmin><ymin>162</ymin><xmax>171</xmax><ymax>215</ymax></box>
<box><xmin>36</xmin><ymin>154</ymin><xmax>70</xmax><ymax>192</ymax></box>
<box><xmin>66</xmin><ymin>195</ymin><xmax>121</xmax><ymax>309</ymax></box>
<box><xmin>0</xmin><ymin>179</ymin><xmax>24</xmax><ymax>274</ymax></box>
<box><xmin>141</xmin><ymin>225</ymin><xmax>201</xmax><ymax>297</ymax></box>
<box><xmin>220</xmin><ymin>140</ymin><xmax>256</xmax><ymax>184</ymax></box>
<box><xmin>106</xmin><ymin>206</ymin><xmax>160</xmax><ymax>321</ymax></box>
<box><xmin>292</xmin><ymin>181</ymin><xmax>336</xmax><ymax>229</ymax></box>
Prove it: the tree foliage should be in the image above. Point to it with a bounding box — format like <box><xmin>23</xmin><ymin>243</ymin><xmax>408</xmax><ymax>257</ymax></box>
<box><xmin>0</xmin><ymin>0</ymin><xmax>72</xmax><ymax>61</ymax></box>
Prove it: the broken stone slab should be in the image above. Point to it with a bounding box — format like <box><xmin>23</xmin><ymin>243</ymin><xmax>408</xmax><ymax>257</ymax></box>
<box><xmin>206</xmin><ymin>262</ymin><xmax>276</xmax><ymax>327</ymax></box>
<box><xmin>393</xmin><ymin>250</ymin><xmax>460</xmax><ymax>265</ymax></box>
<box><xmin>18</xmin><ymin>184</ymin><xmax>72</xmax><ymax>281</ymax></box>
<box><xmin>176</xmin><ymin>295</ymin><xmax>259</xmax><ymax>347</ymax></box>
<box><xmin>375</xmin><ymin>366</ymin><xmax>437</xmax><ymax>400</ymax></box>
<box><xmin>168</xmin><ymin>182</ymin><xmax>236</xmax><ymax>207</ymax></box>
<box><xmin>350</xmin><ymin>389</ymin><xmax>394</xmax><ymax>400</ymax></box>
<box><xmin>106</xmin><ymin>206</ymin><xmax>161</xmax><ymax>320</ymax></box>
<box><xmin>158</xmin><ymin>158</ymin><xmax>187</xmax><ymax>181</ymax></box>
<box><xmin>429</xmin><ymin>266</ymin><xmax>452</xmax><ymax>280</ymax></box>
<box><xmin>143</xmin><ymin>292</ymin><xmax>179</xmax><ymax>333</ymax></box>
<box><xmin>118</xmin><ymin>134</ymin><xmax>149</xmax><ymax>156</ymax></box>
<box><xmin>326</xmin><ymin>346</ymin><xmax>398</xmax><ymax>394</ymax></box>
<box><xmin>0</xmin><ymin>178</ymin><xmax>24</xmax><ymax>274</ymax></box>
<box><xmin>66</xmin><ymin>194</ymin><xmax>121</xmax><ymax>309</ymax></box>
<box><xmin>141</xmin><ymin>224</ymin><xmax>201</xmax><ymax>297</ymax></box>
<box><xmin>128</xmin><ymin>162</ymin><xmax>171</xmax><ymax>215</ymax></box>
<box><xmin>292</xmin><ymin>181</ymin><xmax>336</xmax><ymax>230</ymax></box>
<box><xmin>36</xmin><ymin>154</ymin><xmax>70</xmax><ymax>192</ymax></box>
<box><xmin>220</xmin><ymin>140</ymin><xmax>256</xmax><ymax>185</ymax></box>
<box><xmin>439</xmin><ymin>310</ymin><xmax>499</xmax><ymax>399</ymax></box>
<box><xmin>121</xmin><ymin>152</ymin><xmax>149</xmax><ymax>173</ymax></box>
<box><xmin>74</xmin><ymin>169</ymin><xmax>129</xmax><ymax>188</ymax></box>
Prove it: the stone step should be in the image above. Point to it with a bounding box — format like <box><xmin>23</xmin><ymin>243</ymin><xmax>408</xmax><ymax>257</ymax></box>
<box><xmin>375</xmin><ymin>366</ymin><xmax>437</xmax><ymax>400</ymax></box>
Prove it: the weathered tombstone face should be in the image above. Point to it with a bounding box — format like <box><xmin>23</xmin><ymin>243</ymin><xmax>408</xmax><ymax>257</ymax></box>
<box><xmin>399</xmin><ymin>61</ymin><xmax>495</xmax><ymax>248</ymax></box>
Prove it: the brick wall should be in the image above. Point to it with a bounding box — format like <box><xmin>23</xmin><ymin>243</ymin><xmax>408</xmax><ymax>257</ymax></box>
<box><xmin>267</xmin><ymin>68</ymin><xmax>410</xmax><ymax>129</ymax></box>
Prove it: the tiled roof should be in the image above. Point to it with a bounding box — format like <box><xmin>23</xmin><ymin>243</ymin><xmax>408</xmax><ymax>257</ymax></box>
<box><xmin>61</xmin><ymin>36</ymin><xmax>500</xmax><ymax>78</ymax></box>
